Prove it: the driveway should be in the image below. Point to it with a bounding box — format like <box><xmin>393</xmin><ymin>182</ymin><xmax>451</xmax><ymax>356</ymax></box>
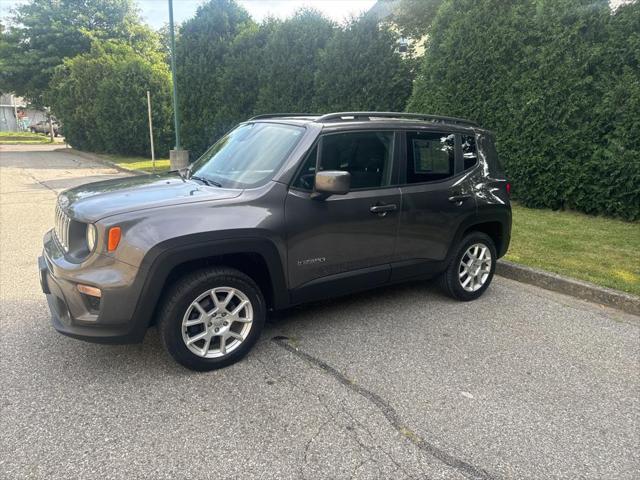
<box><xmin>1</xmin><ymin>144</ymin><xmax>638</xmax><ymax>479</ymax></box>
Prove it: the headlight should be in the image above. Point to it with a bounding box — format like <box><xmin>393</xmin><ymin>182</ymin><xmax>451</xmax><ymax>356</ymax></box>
<box><xmin>86</xmin><ymin>224</ymin><xmax>97</xmax><ymax>252</ymax></box>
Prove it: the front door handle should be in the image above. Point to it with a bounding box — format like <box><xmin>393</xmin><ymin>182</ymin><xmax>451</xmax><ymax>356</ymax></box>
<box><xmin>370</xmin><ymin>203</ymin><xmax>397</xmax><ymax>216</ymax></box>
<box><xmin>448</xmin><ymin>194</ymin><xmax>472</xmax><ymax>205</ymax></box>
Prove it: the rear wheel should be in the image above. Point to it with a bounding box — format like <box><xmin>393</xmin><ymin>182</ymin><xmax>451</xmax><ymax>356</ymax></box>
<box><xmin>439</xmin><ymin>232</ymin><xmax>496</xmax><ymax>301</ymax></box>
<box><xmin>158</xmin><ymin>267</ymin><xmax>265</xmax><ymax>371</ymax></box>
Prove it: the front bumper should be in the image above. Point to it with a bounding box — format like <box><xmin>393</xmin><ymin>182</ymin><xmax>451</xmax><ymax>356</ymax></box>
<box><xmin>39</xmin><ymin>231</ymin><xmax>148</xmax><ymax>344</ymax></box>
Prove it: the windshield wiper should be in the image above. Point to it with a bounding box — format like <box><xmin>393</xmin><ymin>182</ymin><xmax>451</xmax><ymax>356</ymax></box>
<box><xmin>191</xmin><ymin>175</ymin><xmax>222</xmax><ymax>188</ymax></box>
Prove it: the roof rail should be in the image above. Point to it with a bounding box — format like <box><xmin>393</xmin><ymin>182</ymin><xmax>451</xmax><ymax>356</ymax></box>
<box><xmin>314</xmin><ymin>111</ymin><xmax>478</xmax><ymax>127</ymax></box>
<box><xmin>248</xmin><ymin>113</ymin><xmax>319</xmax><ymax>121</ymax></box>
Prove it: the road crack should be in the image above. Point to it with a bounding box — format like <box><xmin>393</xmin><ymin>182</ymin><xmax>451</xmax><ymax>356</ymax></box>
<box><xmin>271</xmin><ymin>336</ymin><xmax>498</xmax><ymax>480</ymax></box>
<box><xmin>254</xmin><ymin>355</ymin><xmax>413</xmax><ymax>479</ymax></box>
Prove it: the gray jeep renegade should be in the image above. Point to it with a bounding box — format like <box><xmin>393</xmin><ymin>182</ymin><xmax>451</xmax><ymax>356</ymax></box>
<box><xmin>39</xmin><ymin>112</ymin><xmax>511</xmax><ymax>371</ymax></box>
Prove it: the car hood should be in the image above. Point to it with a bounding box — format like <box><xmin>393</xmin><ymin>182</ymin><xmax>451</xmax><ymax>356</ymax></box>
<box><xmin>59</xmin><ymin>172</ymin><xmax>242</xmax><ymax>222</ymax></box>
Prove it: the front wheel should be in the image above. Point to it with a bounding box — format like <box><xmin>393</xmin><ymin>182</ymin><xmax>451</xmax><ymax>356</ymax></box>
<box><xmin>439</xmin><ymin>232</ymin><xmax>496</xmax><ymax>301</ymax></box>
<box><xmin>158</xmin><ymin>267</ymin><xmax>266</xmax><ymax>371</ymax></box>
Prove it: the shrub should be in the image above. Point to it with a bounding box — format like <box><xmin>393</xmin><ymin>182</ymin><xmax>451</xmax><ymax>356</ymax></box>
<box><xmin>313</xmin><ymin>14</ymin><xmax>414</xmax><ymax>112</ymax></box>
<box><xmin>175</xmin><ymin>0</ymin><xmax>253</xmax><ymax>157</ymax></box>
<box><xmin>48</xmin><ymin>40</ymin><xmax>173</xmax><ymax>157</ymax></box>
<box><xmin>254</xmin><ymin>9</ymin><xmax>335</xmax><ymax>113</ymax></box>
<box><xmin>408</xmin><ymin>0</ymin><xmax>639</xmax><ymax>220</ymax></box>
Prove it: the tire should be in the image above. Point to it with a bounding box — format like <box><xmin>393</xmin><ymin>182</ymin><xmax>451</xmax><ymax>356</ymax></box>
<box><xmin>439</xmin><ymin>232</ymin><xmax>497</xmax><ymax>301</ymax></box>
<box><xmin>158</xmin><ymin>267</ymin><xmax>266</xmax><ymax>371</ymax></box>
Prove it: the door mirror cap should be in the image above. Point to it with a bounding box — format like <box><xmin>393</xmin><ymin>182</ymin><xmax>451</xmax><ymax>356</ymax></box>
<box><xmin>313</xmin><ymin>171</ymin><xmax>350</xmax><ymax>197</ymax></box>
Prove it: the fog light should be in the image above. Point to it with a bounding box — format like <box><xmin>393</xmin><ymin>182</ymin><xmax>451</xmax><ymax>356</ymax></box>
<box><xmin>77</xmin><ymin>284</ymin><xmax>101</xmax><ymax>298</ymax></box>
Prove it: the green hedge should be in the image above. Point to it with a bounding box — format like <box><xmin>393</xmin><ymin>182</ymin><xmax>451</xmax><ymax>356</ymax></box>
<box><xmin>408</xmin><ymin>0</ymin><xmax>640</xmax><ymax>220</ymax></box>
<box><xmin>175</xmin><ymin>0</ymin><xmax>253</xmax><ymax>157</ymax></box>
<box><xmin>174</xmin><ymin>2</ymin><xmax>415</xmax><ymax>158</ymax></box>
<box><xmin>313</xmin><ymin>14</ymin><xmax>413</xmax><ymax>112</ymax></box>
<box><xmin>255</xmin><ymin>10</ymin><xmax>335</xmax><ymax>114</ymax></box>
<box><xmin>48</xmin><ymin>40</ymin><xmax>173</xmax><ymax>157</ymax></box>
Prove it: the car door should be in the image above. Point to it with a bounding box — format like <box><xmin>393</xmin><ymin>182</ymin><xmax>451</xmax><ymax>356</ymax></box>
<box><xmin>392</xmin><ymin>130</ymin><xmax>478</xmax><ymax>281</ymax></box>
<box><xmin>285</xmin><ymin>130</ymin><xmax>402</xmax><ymax>303</ymax></box>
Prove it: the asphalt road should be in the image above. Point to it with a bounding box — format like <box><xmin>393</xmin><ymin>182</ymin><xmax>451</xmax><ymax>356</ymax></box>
<box><xmin>1</xmin><ymin>144</ymin><xmax>638</xmax><ymax>480</ymax></box>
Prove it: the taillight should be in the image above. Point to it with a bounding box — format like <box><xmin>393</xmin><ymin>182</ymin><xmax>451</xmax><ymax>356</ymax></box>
<box><xmin>506</xmin><ymin>182</ymin><xmax>511</xmax><ymax>196</ymax></box>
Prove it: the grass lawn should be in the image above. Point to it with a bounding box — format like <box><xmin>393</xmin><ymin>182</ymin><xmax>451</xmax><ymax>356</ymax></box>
<box><xmin>0</xmin><ymin>131</ymin><xmax>52</xmax><ymax>144</ymax></box>
<box><xmin>106</xmin><ymin>155</ymin><xmax>171</xmax><ymax>173</ymax></box>
<box><xmin>506</xmin><ymin>204</ymin><xmax>640</xmax><ymax>296</ymax></box>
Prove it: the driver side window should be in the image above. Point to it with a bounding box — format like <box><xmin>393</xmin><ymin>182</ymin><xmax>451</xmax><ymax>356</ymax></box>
<box><xmin>292</xmin><ymin>131</ymin><xmax>394</xmax><ymax>191</ymax></box>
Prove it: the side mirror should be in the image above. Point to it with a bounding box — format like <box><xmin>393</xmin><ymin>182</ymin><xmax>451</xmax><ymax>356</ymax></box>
<box><xmin>313</xmin><ymin>170</ymin><xmax>350</xmax><ymax>197</ymax></box>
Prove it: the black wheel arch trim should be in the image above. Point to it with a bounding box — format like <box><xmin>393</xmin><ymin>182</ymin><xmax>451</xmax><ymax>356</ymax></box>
<box><xmin>128</xmin><ymin>234</ymin><xmax>288</xmax><ymax>340</ymax></box>
<box><xmin>448</xmin><ymin>210</ymin><xmax>511</xmax><ymax>262</ymax></box>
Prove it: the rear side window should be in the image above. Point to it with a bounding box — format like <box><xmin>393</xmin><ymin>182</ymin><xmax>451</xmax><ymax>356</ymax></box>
<box><xmin>461</xmin><ymin>134</ymin><xmax>478</xmax><ymax>170</ymax></box>
<box><xmin>406</xmin><ymin>132</ymin><xmax>455</xmax><ymax>183</ymax></box>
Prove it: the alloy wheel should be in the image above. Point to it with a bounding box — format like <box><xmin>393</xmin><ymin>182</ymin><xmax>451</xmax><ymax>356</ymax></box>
<box><xmin>181</xmin><ymin>287</ymin><xmax>253</xmax><ymax>358</ymax></box>
<box><xmin>458</xmin><ymin>243</ymin><xmax>492</xmax><ymax>292</ymax></box>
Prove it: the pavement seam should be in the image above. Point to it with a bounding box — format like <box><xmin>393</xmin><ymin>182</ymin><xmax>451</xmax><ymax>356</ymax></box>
<box><xmin>62</xmin><ymin>148</ymin><xmax>137</xmax><ymax>175</ymax></box>
<box><xmin>271</xmin><ymin>336</ymin><xmax>497</xmax><ymax>480</ymax></box>
<box><xmin>23</xmin><ymin>170</ymin><xmax>58</xmax><ymax>195</ymax></box>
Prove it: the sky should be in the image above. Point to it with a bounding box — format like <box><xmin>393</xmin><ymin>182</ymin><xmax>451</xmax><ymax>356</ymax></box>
<box><xmin>2</xmin><ymin>0</ymin><xmax>630</xmax><ymax>28</ymax></box>
<box><xmin>1</xmin><ymin>0</ymin><xmax>378</xmax><ymax>27</ymax></box>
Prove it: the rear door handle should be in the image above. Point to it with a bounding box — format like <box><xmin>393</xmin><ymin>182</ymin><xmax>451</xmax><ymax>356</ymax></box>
<box><xmin>370</xmin><ymin>203</ymin><xmax>397</xmax><ymax>216</ymax></box>
<box><xmin>448</xmin><ymin>194</ymin><xmax>472</xmax><ymax>205</ymax></box>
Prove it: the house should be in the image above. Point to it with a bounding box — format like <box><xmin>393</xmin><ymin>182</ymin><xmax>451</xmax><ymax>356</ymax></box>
<box><xmin>0</xmin><ymin>93</ymin><xmax>48</xmax><ymax>132</ymax></box>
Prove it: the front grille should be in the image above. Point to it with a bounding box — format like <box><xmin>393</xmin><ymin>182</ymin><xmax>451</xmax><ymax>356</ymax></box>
<box><xmin>54</xmin><ymin>203</ymin><xmax>71</xmax><ymax>251</ymax></box>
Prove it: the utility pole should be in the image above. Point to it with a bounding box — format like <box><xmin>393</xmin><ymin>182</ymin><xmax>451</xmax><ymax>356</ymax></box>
<box><xmin>12</xmin><ymin>95</ymin><xmax>18</xmax><ymax>131</ymax></box>
<box><xmin>168</xmin><ymin>0</ymin><xmax>189</xmax><ymax>170</ymax></box>
<box><xmin>49</xmin><ymin>117</ymin><xmax>55</xmax><ymax>141</ymax></box>
<box><xmin>147</xmin><ymin>91</ymin><xmax>156</xmax><ymax>173</ymax></box>
<box><xmin>47</xmin><ymin>108</ymin><xmax>55</xmax><ymax>142</ymax></box>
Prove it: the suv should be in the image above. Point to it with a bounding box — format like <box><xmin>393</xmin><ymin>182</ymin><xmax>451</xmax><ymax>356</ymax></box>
<box><xmin>38</xmin><ymin>112</ymin><xmax>511</xmax><ymax>371</ymax></box>
<box><xmin>30</xmin><ymin>119</ymin><xmax>61</xmax><ymax>136</ymax></box>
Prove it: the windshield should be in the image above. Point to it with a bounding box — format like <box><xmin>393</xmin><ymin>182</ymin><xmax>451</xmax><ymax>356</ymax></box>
<box><xmin>190</xmin><ymin>122</ymin><xmax>305</xmax><ymax>188</ymax></box>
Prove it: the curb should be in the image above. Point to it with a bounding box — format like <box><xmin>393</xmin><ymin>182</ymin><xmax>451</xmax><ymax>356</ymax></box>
<box><xmin>61</xmin><ymin>148</ymin><xmax>136</xmax><ymax>175</ymax></box>
<box><xmin>497</xmin><ymin>260</ymin><xmax>640</xmax><ymax>316</ymax></box>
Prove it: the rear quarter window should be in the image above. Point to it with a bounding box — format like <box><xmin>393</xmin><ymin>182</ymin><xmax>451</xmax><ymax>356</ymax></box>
<box><xmin>478</xmin><ymin>133</ymin><xmax>505</xmax><ymax>177</ymax></box>
<box><xmin>461</xmin><ymin>135</ymin><xmax>478</xmax><ymax>170</ymax></box>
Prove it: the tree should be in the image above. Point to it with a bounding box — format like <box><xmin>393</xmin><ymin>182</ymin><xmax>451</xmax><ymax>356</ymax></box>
<box><xmin>575</xmin><ymin>1</ymin><xmax>640</xmax><ymax>219</ymax></box>
<box><xmin>0</xmin><ymin>0</ymin><xmax>145</xmax><ymax>105</ymax></box>
<box><xmin>48</xmin><ymin>40</ymin><xmax>173</xmax><ymax>157</ymax></box>
<box><xmin>389</xmin><ymin>0</ymin><xmax>444</xmax><ymax>38</ymax></box>
<box><xmin>313</xmin><ymin>14</ymin><xmax>413</xmax><ymax>112</ymax></box>
<box><xmin>213</xmin><ymin>22</ymin><xmax>276</xmax><ymax>134</ymax></box>
<box><xmin>408</xmin><ymin>0</ymin><xmax>638</xmax><ymax>220</ymax></box>
<box><xmin>175</xmin><ymin>0</ymin><xmax>253</xmax><ymax>157</ymax></box>
<box><xmin>255</xmin><ymin>9</ymin><xmax>335</xmax><ymax>113</ymax></box>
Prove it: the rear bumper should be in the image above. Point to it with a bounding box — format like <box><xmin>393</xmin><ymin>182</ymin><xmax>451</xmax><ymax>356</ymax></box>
<box><xmin>39</xmin><ymin>232</ymin><xmax>148</xmax><ymax>344</ymax></box>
